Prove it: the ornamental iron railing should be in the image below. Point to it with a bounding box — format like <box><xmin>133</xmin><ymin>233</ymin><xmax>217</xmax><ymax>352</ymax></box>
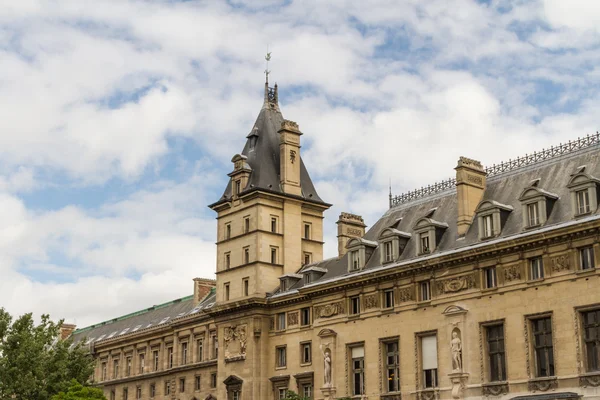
<box><xmin>389</xmin><ymin>132</ymin><xmax>600</xmax><ymax>208</ymax></box>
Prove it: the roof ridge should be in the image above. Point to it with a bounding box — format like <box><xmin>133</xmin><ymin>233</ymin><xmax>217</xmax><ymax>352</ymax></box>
<box><xmin>72</xmin><ymin>294</ymin><xmax>194</xmax><ymax>334</ymax></box>
<box><xmin>390</xmin><ymin>132</ymin><xmax>600</xmax><ymax>209</ymax></box>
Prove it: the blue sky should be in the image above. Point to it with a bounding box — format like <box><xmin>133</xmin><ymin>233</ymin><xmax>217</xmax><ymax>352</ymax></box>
<box><xmin>1</xmin><ymin>0</ymin><xmax>600</xmax><ymax>327</ymax></box>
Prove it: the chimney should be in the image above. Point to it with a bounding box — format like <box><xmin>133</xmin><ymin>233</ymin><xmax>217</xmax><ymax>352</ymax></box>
<box><xmin>336</xmin><ymin>212</ymin><xmax>367</xmax><ymax>258</ymax></box>
<box><xmin>193</xmin><ymin>278</ymin><xmax>216</xmax><ymax>303</ymax></box>
<box><xmin>278</xmin><ymin>120</ymin><xmax>303</xmax><ymax>196</ymax></box>
<box><xmin>455</xmin><ymin>156</ymin><xmax>487</xmax><ymax>236</ymax></box>
<box><xmin>59</xmin><ymin>323</ymin><xmax>77</xmax><ymax>341</ymax></box>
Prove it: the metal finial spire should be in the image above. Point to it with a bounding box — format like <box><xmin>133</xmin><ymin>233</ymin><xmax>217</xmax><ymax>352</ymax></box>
<box><xmin>264</xmin><ymin>46</ymin><xmax>271</xmax><ymax>84</ymax></box>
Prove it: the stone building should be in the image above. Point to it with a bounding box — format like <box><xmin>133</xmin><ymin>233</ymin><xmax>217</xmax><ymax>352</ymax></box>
<box><xmin>71</xmin><ymin>81</ymin><xmax>600</xmax><ymax>400</ymax></box>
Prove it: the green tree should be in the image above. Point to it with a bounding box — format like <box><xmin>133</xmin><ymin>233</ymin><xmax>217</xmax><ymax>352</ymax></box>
<box><xmin>51</xmin><ymin>380</ymin><xmax>106</xmax><ymax>400</ymax></box>
<box><xmin>0</xmin><ymin>308</ymin><xmax>96</xmax><ymax>400</ymax></box>
<box><xmin>282</xmin><ymin>390</ymin><xmax>310</xmax><ymax>400</ymax></box>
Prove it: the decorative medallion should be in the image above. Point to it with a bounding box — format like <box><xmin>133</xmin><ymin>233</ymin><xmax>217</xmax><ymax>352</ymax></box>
<box><xmin>436</xmin><ymin>274</ymin><xmax>475</xmax><ymax>294</ymax></box>
<box><xmin>482</xmin><ymin>383</ymin><xmax>509</xmax><ymax>396</ymax></box>
<box><xmin>315</xmin><ymin>301</ymin><xmax>345</xmax><ymax>318</ymax></box>
<box><xmin>580</xmin><ymin>373</ymin><xmax>600</xmax><ymax>387</ymax></box>
<box><xmin>223</xmin><ymin>325</ymin><xmax>247</xmax><ymax>363</ymax></box>
<box><xmin>528</xmin><ymin>378</ymin><xmax>557</xmax><ymax>392</ymax></box>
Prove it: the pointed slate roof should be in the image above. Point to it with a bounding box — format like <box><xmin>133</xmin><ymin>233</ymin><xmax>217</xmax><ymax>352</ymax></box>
<box><xmin>210</xmin><ymin>83</ymin><xmax>327</xmax><ymax>207</ymax></box>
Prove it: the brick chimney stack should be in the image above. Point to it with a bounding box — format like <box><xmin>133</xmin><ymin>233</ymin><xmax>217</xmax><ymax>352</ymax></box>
<box><xmin>59</xmin><ymin>323</ymin><xmax>77</xmax><ymax>340</ymax></box>
<box><xmin>455</xmin><ymin>156</ymin><xmax>487</xmax><ymax>236</ymax></box>
<box><xmin>336</xmin><ymin>212</ymin><xmax>367</xmax><ymax>258</ymax></box>
<box><xmin>194</xmin><ymin>278</ymin><xmax>216</xmax><ymax>303</ymax></box>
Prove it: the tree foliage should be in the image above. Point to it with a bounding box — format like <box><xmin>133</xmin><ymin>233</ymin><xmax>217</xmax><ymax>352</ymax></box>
<box><xmin>282</xmin><ymin>390</ymin><xmax>311</xmax><ymax>400</ymax></box>
<box><xmin>0</xmin><ymin>308</ymin><xmax>96</xmax><ymax>400</ymax></box>
<box><xmin>51</xmin><ymin>380</ymin><xmax>106</xmax><ymax>400</ymax></box>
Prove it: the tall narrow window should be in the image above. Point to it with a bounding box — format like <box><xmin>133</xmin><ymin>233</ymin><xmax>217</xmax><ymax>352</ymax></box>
<box><xmin>179</xmin><ymin>378</ymin><xmax>185</xmax><ymax>393</ymax></box>
<box><xmin>304</xmin><ymin>223</ymin><xmax>311</xmax><ymax>239</ymax></box>
<box><xmin>487</xmin><ymin>325</ymin><xmax>506</xmax><ymax>381</ymax></box>
<box><xmin>195</xmin><ymin>375</ymin><xmax>201</xmax><ymax>391</ymax></box>
<box><xmin>139</xmin><ymin>353</ymin><xmax>145</xmax><ymax>374</ymax></box>
<box><xmin>351</xmin><ymin>346</ymin><xmax>365</xmax><ymax>396</ymax></box>
<box><xmin>350</xmin><ymin>296</ymin><xmax>360</xmax><ymax>315</ymax></box>
<box><xmin>484</xmin><ymin>267</ymin><xmax>497</xmax><ymax>289</ymax></box>
<box><xmin>136</xmin><ymin>387</ymin><xmax>141</xmax><ymax>400</ymax></box>
<box><xmin>350</xmin><ymin>250</ymin><xmax>360</xmax><ymax>270</ymax></box>
<box><xmin>527</xmin><ymin>203</ymin><xmax>540</xmax><ymax>227</ymax></box>
<box><xmin>384</xmin><ymin>289</ymin><xmax>394</xmax><ymax>309</ymax></box>
<box><xmin>126</xmin><ymin>356</ymin><xmax>131</xmax><ymax>376</ymax></box>
<box><xmin>278</xmin><ymin>388</ymin><xmax>287</xmax><ymax>400</ymax></box>
<box><xmin>302</xmin><ymin>384</ymin><xmax>312</xmax><ymax>399</ymax></box>
<box><xmin>211</xmin><ymin>334</ymin><xmax>218</xmax><ymax>359</ymax></box>
<box><xmin>530</xmin><ymin>257</ymin><xmax>544</xmax><ymax>280</ymax></box>
<box><xmin>420</xmin><ymin>233</ymin><xmax>430</xmax><ymax>254</ymax></box>
<box><xmin>301</xmin><ymin>342</ymin><xmax>312</xmax><ymax>364</ymax></box>
<box><xmin>244</xmin><ymin>247</ymin><xmax>250</xmax><ymax>264</ymax></box>
<box><xmin>224</xmin><ymin>283</ymin><xmax>230</xmax><ymax>301</ymax></box>
<box><xmin>211</xmin><ymin>373</ymin><xmax>217</xmax><ymax>388</ymax></box>
<box><xmin>225</xmin><ymin>253</ymin><xmax>231</xmax><ymax>269</ymax></box>
<box><xmin>235</xmin><ymin>180</ymin><xmax>241</xmax><ymax>195</ymax></box>
<box><xmin>167</xmin><ymin>347</ymin><xmax>173</xmax><ymax>369</ymax></box>
<box><xmin>181</xmin><ymin>342</ymin><xmax>188</xmax><ymax>365</ymax></box>
<box><xmin>583</xmin><ymin>310</ymin><xmax>600</xmax><ymax>371</ymax></box>
<box><xmin>300</xmin><ymin>307</ymin><xmax>311</xmax><ymax>326</ymax></box>
<box><xmin>271</xmin><ymin>217</ymin><xmax>277</xmax><ymax>233</ymax></box>
<box><xmin>577</xmin><ymin>189</ymin><xmax>591</xmax><ymax>214</ymax></box>
<box><xmin>304</xmin><ymin>252</ymin><xmax>311</xmax><ymax>265</ymax></box>
<box><xmin>271</xmin><ymin>247</ymin><xmax>278</xmax><ymax>264</ymax></box>
<box><xmin>113</xmin><ymin>359</ymin><xmax>119</xmax><ymax>379</ymax></box>
<box><xmin>276</xmin><ymin>346</ymin><xmax>287</xmax><ymax>368</ymax></box>
<box><xmin>225</xmin><ymin>223</ymin><xmax>231</xmax><ymax>240</ymax></box>
<box><xmin>243</xmin><ymin>278</ymin><xmax>249</xmax><ymax>296</ymax></box>
<box><xmin>153</xmin><ymin>350</ymin><xmax>159</xmax><ymax>371</ymax></box>
<box><xmin>483</xmin><ymin>214</ymin><xmax>493</xmax><ymax>238</ymax></box>
<box><xmin>277</xmin><ymin>312</ymin><xmax>286</xmax><ymax>330</ymax></box>
<box><xmin>110</xmin><ymin>390</ymin><xmax>115</xmax><ymax>400</ymax></box>
<box><xmin>385</xmin><ymin>341</ymin><xmax>400</xmax><ymax>393</ymax></box>
<box><xmin>580</xmin><ymin>247</ymin><xmax>595</xmax><ymax>270</ymax></box>
<box><xmin>197</xmin><ymin>339</ymin><xmax>203</xmax><ymax>362</ymax></box>
<box><xmin>384</xmin><ymin>241</ymin><xmax>393</xmax><ymax>262</ymax></box>
<box><xmin>150</xmin><ymin>384</ymin><xmax>155</xmax><ymax>398</ymax></box>
<box><xmin>101</xmin><ymin>362</ymin><xmax>107</xmax><ymax>381</ymax></box>
<box><xmin>532</xmin><ymin>317</ymin><xmax>554</xmax><ymax>377</ymax></box>
<box><xmin>244</xmin><ymin>217</ymin><xmax>250</xmax><ymax>233</ymax></box>
<box><xmin>123</xmin><ymin>388</ymin><xmax>128</xmax><ymax>400</ymax></box>
<box><xmin>420</xmin><ymin>281</ymin><xmax>431</xmax><ymax>301</ymax></box>
<box><xmin>421</xmin><ymin>335</ymin><xmax>438</xmax><ymax>388</ymax></box>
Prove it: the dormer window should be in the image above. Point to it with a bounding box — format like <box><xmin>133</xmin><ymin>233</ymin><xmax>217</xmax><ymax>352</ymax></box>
<box><xmin>378</xmin><ymin>228</ymin><xmax>411</xmax><ymax>264</ymax></box>
<box><xmin>475</xmin><ymin>200</ymin><xmax>513</xmax><ymax>239</ymax></box>
<box><xmin>301</xmin><ymin>266</ymin><xmax>326</xmax><ymax>285</ymax></box>
<box><xmin>568</xmin><ymin>167</ymin><xmax>599</xmax><ymax>217</ymax></box>
<box><xmin>235</xmin><ymin>180</ymin><xmax>241</xmax><ymax>195</ymax></box>
<box><xmin>413</xmin><ymin>218</ymin><xmax>448</xmax><ymax>255</ymax></box>
<box><xmin>279</xmin><ymin>274</ymin><xmax>302</xmax><ymax>293</ymax></box>
<box><xmin>346</xmin><ymin>238</ymin><xmax>377</xmax><ymax>272</ymax></box>
<box><xmin>518</xmin><ymin>180</ymin><xmax>558</xmax><ymax>229</ymax></box>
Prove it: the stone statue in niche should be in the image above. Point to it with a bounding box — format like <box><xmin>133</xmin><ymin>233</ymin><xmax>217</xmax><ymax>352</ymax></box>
<box><xmin>451</xmin><ymin>329</ymin><xmax>462</xmax><ymax>372</ymax></box>
<box><xmin>320</xmin><ymin>343</ymin><xmax>332</xmax><ymax>387</ymax></box>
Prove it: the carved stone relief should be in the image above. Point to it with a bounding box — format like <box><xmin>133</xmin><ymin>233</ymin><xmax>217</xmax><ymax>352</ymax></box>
<box><xmin>223</xmin><ymin>325</ymin><xmax>247</xmax><ymax>362</ymax></box>
<box><xmin>418</xmin><ymin>389</ymin><xmax>438</xmax><ymax>400</ymax></box>
<box><xmin>287</xmin><ymin>312</ymin><xmax>298</xmax><ymax>326</ymax></box>
<box><xmin>503</xmin><ymin>265</ymin><xmax>521</xmax><ymax>282</ymax></box>
<box><xmin>436</xmin><ymin>274</ymin><xmax>475</xmax><ymax>294</ymax></box>
<box><xmin>398</xmin><ymin>287</ymin><xmax>414</xmax><ymax>302</ymax></box>
<box><xmin>482</xmin><ymin>383</ymin><xmax>509</xmax><ymax>396</ymax></box>
<box><xmin>528</xmin><ymin>378</ymin><xmax>557</xmax><ymax>392</ymax></box>
<box><xmin>551</xmin><ymin>254</ymin><xmax>571</xmax><ymax>272</ymax></box>
<box><xmin>315</xmin><ymin>301</ymin><xmax>345</xmax><ymax>318</ymax></box>
<box><xmin>580</xmin><ymin>373</ymin><xmax>600</xmax><ymax>387</ymax></box>
<box><xmin>364</xmin><ymin>294</ymin><xmax>379</xmax><ymax>309</ymax></box>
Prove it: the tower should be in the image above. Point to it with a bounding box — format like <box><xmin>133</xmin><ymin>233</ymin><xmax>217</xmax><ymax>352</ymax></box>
<box><xmin>209</xmin><ymin>82</ymin><xmax>331</xmax><ymax>303</ymax></box>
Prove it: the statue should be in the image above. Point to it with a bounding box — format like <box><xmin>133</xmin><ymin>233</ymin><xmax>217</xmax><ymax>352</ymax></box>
<box><xmin>320</xmin><ymin>344</ymin><xmax>332</xmax><ymax>386</ymax></box>
<box><xmin>451</xmin><ymin>330</ymin><xmax>462</xmax><ymax>372</ymax></box>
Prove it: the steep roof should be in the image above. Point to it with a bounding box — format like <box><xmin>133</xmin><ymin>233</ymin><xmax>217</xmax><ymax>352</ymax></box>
<box><xmin>273</xmin><ymin>135</ymin><xmax>600</xmax><ymax>295</ymax></box>
<box><xmin>70</xmin><ymin>289</ymin><xmax>216</xmax><ymax>346</ymax></box>
<box><xmin>210</xmin><ymin>84</ymin><xmax>326</xmax><ymax>207</ymax></box>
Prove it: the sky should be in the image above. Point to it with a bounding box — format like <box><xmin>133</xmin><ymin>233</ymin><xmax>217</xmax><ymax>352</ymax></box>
<box><xmin>1</xmin><ymin>0</ymin><xmax>600</xmax><ymax>328</ymax></box>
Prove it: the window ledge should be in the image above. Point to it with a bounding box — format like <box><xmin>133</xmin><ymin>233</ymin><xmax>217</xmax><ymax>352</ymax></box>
<box><xmin>275</xmin><ymin>366</ymin><xmax>287</xmax><ymax>371</ymax></box>
<box><xmin>575</xmin><ymin>268</ymin><xmax>596</xmax><ymax>276</ymax></box>
<box><xmin>527</xmin><ymin>278</ymin><xmax>545</xmax><ymax>285</ymax></box>
<box><xmin>482</xmin><ymin>286</ymin><xmax>499</xmax><ymax>293</ymax></box>
<box><xmin>348</xmin><ymin>314</ymin><xmax>361</xmax><ymax>320</ymax></box>
<box><xmin>575</xmin><ymin>212</ymin><xmax>592</xmax><ymax>218</ymax></box>
<box><xmin>300</xmin><ymin>362</ymin><xmax>312</xmax><ymax>367</ymax></box>
<box><xmin>381</xmin><ymin>307</ymin><xmax>395</xmax><ymax>314</ymax></box>
<box><xmin>417</xmin><ymin>300</ymin><xmax>432</xmax><ymax>307</ymax></box>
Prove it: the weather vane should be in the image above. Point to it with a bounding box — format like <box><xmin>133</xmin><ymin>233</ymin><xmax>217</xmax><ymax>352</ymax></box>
<box><xmin>265</xmin><ymin>46</ymin><xmax>271</xmax><ymax>83</ymax></box>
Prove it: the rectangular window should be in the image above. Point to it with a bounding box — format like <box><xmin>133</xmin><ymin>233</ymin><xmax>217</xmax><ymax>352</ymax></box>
<box><xmin>421</xmin><ymin>335</ymin><xmax>438</xmax><ymax>388</ymax></box>
<box><xmin>271</xmin><ymin>247</ymin><xmax>278</xmax><ymax>264</ymax></box>
<box><xmin>301</xmin><ymin>307</ymin><xmax>311</xmax><ymax>326</ymax></box>
<box><xmin>581</xmin><ymin>247</ymin><xmax>595</xmax><ymax>270</ymax></box>
<box><xmin>153</xmin><ymin>350</ymin><xmax>159</xmax><ymax>371</ymax></box>
<box><xmin>150</xmin><ymin>384</ymin><xmax>155</xmax><ymax>398</ymax></box>
<box><xmin>235</xmin><ymin>180</ymin><xmax>241</xmax><ymax>195</ymax></box>
<box><xmin>244</xmin><ymin>247</ymin><xmax>250</xmax><ymax>264</ymax></box>
<box><xmin>101</xmin><ymin>362</ymin><xmax>107</xmax><ymax>381</ymax></box>
<box><xmin>350</xmin><ymin>250</ymin><xmax>360</xmax><ymax>270</ymax></box>
<box><xmin>583</xmin><ymin>310</ymin><xmax>600</xmax><ymax>371</ymax></box>
<box><xmin>350</xmin><ymin>296</ymin><xmax>360</xmax><ymax>315</ymax></box>
<box><xmin>483</xmin><ymin>214</ymin><xmax>494</xmax><ymax>238</ymax></box>
<box><xmin>484</xmin><ymin>267</ymin><xmax>497</xmax><ymax>289</ymax></box>
<box><xmin>278</xmin><ymin>388</ymin><xmax>287</xmax><ymax>400</ymax></box>
<box><xmin>302</xmin><ymin>384</ymin><xmax>312</xmax><ymax>399</ymax></box>
<box><xmin>243</xmin><ymin>278</ymin><xmax>249</xmax><ymax>296</ymax></box>
<box><xmin>351</xmin><ymin>346</ymin><xmax>365</xmax><ymax>396</ymax></box>
<box><xmin>271</xmin><ymin>216</ymin><xmax>278</xmax><ymax>233</ymax></box>
<box><xmin>110</xmin><ymin>390</ymin><xmax>115</xmax><ymax>400</ymax></box>
<box><xmin>527</xmin><ymin>202</ymin><xmax>540</xmax><ymax>227</ymax></box>
<box><xmin>113</xmin><ymin>359</ymin><xmax>119</xmax><ymax>379</ymax></box>
<box><xmin>530</xmin><ymin>257</ymin><xmax>544</xmax><ymax>280</ymax></box>
<box><xmin>487</xmin><ymin>324</ymin><xmax>506</xmax><ymax>381</ymax></box>
<box><xmin>420</xmin><ymin>233</ymin><xmax>430</xmax><ymax>254</ymax></box>
<box><xmin>384</xmin><ymin>241</ymin><xmax>393</xmax><ymax>262</ymax></box>
<box><xmin>167</xmin><ymin>347</ymin><xmax>173</xmax><ymax>369</ymax></box>
<box><xmin>276</xmin><ymin>346</ymin><xmax>287</xmax><ymax>368</ymax></box>
<box><xmin>304</xmin><ymin>223</ymin><xmax>311</xmax><ymax>239</ymax></box>
<box><xmin>179</xmin><ymin>378</ymin><xmax>185</xmax><ymax>393</ymax></box>
<box><xmin>165</xmin><ymin>381</ymin><xmax>171</xmax><ymax>395</ymax></box>
<box><xmin>384</xmin><ymin>289</ymin><xmax>394</xmax><ymax>309</ymax></box>
<box><xmin>225</xmin><ymin>223</ymin><xmax>231</xmax><ymax>240</ymax></box>
<box><xmin>532</xmin><ymin>317</ymin><xmax>554</xmax><ymax>377</ymax></box>
<box><xmin>126</xmin><ymin>356</ymin><xmax>131</xmax><ymax>376</ymax></box>
<box><xmin>305</xmin><ymin>273</ymin><xmax>312</xmax><ymax>285</ymax></box>
<box><xmin>211</xmin><ymin>373</ymin><xmax>217</xmax><ymax>388</ymax></box>
<box><xmin>224</xmin><ymin>283</ymin><xmax>230</xmax><ymax>301</ymax></box>
<box><xmin>385</xmin><ymin>341</ymin><xmax>400</xmax><ymax>393</ymax></box>
<box><xmin>181</xmin><ymin>342</ymin><xmax>188</xmax><ymax>364</ymax></box>
<box><xmin>277</xmin><ymin>312</ymin><xmax>286</xmax><ymax>330</ymax></box>
<box><xmin>304</xmin><ymin>252</ymin><xmax>311</xmax><ymax>265</ymax></box>
<box><xmin>420</xmin><ymin>281</ymin><xmax>431</xmax><ymax>301</ymax></box>
<box><xmin>136</xmin><ymin>387</ymin><xmax>141</xmax><ymax>400</ymax></box>
<box><xmin>577</xmin><ymin>189</ymin><xmax>591</xmax><ymax>214</ymax></box>
<box><xmin>197</xmin><ymin>339</ymin><xmax>203</xmax><ymax>362</ymax></box>
<box><xmin>225</xmin><ymin>253</ymin><xmax>231</xmax><ymax>269</ymax></box>
<box><xmin>139</xmin><ymin>353</ymin><xmax>145</xmax><ymax>374</ymax></box>
<box><xmin>301</xmin><ymin>342</ymin><xmax>312</xmax><ymax>364</ymax></box>
<box><xmin>123</xmin><ymin>388</ymin><xmax>128</xmax><ymax>400</ymax></box>
<box><xmin>211</xmin><ymin>334</ymin><xmax>218</xmax><ymax>359</ymax></box>
<box><xmin>244</xmin><ymin>216</ymin><xmax>250</xmax><ymax>233</ymax></box>
<box><xmin>195</xmin><ymin>375</ymin><xmax>201</xmax><ymax>391</ymax></box>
